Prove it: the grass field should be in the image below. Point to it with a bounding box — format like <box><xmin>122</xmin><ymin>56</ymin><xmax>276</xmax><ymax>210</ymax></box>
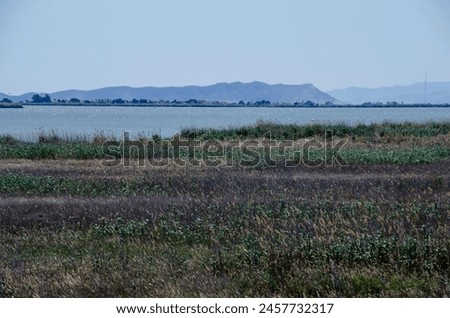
<box><xmin>0</xmin><ymin>122</ymin><xmax>449</xmax><ymax>297</ymax></box>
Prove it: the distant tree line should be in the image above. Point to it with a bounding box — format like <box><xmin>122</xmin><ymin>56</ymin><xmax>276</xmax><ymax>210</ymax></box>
<box><xmin>25</xmin><ymin>97</ymin><xmax>297</xmax><ymax>106</ymax></box>
<box><xmin>8</xmin><ymin>96</ymin><xmax>449</xmax><ymax>107</ymax></box>
<box><xmin>21</xmin><ymin>97</ymin><xmax>336</xmax><ymax>106</ymax></box>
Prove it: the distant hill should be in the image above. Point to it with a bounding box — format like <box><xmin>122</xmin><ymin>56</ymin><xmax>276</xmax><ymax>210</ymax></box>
<box><xmin>327</xmin><ymin>82</ymin><xmax>450</xmax><ymax>104</ymax></box>
<box><xmin>2</xmin><ymin>82</ymin><xmax>337</xmax><ymax>104</ymax></box>
<box><xmin>0</xmin><ymin>92</ymin><xmax>12</xmax><ymax>100</ymax></box>
<box><xmin>1</xmin><ymin>92</ymin><xmax>36</xmax><ymax>102</ymax></box>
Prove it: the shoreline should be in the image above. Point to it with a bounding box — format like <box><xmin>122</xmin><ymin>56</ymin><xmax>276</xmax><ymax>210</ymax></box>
<box><xmin>0</xmin><ymin>104</ymin><xmax>23</xmax><ymax>109</ymax></box>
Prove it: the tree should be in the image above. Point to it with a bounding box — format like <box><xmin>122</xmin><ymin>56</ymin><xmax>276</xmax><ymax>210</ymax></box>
<box><xmin>254</xmin><ymin>100</ymin><xmax>271</xmax><ymax>106</ymax></box>
<box><xmin>1</xmin><ymin>98</ymin><xmax>12</xmax><ymax>103</ymax></box>
<box><xmin>31</xmin><ymin>94</ymin><xmax>41</xmax><ymax>103</ymax></box>
<box><xmin>31</xmin><ymin>94</ymin><xmax>51</xmax><ymax>103</ymax></box>
<box><xmin>69</xmin><ymin>98</ymin><xmax>81</xmax><ymax>103</ymax></box>
<box><xmin>112</xmin><ymin>98</ymin><xmax>125</xmax><ymax>104</ymax></box>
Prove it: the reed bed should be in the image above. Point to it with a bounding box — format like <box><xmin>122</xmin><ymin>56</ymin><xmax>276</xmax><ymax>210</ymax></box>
<box><xmin>0</xmin><ymin>122</ymin><xmax>449</xmax><ymax>297</ymax></box>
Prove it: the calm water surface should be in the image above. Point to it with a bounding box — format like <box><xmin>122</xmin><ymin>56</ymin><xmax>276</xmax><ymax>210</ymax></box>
<box><xmin>1</xmin><ymin>106</ymin><xmax>449</xmax><ymax>140</ymax></box>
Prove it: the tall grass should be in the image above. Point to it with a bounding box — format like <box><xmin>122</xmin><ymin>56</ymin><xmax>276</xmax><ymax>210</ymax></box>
<box><xmin>1</xmin><ymin>194</ymin><xmax>449</xmax><ymax>297</ymax></box>
<box><xmin>0</xmin><ymin>122</ymin><xmax>449</xmax><ymax>297</ymax></box>
<box><xmin>180</xmin><ymin>121</ymin><xmax>450</xmax><ymax>140</ymax></box>
<box><xmin>1</xmin><ymin>122</ymin><xmax>450</xmax><ymax>164</ymax></box>
<box><xmin>0</xmin><ymin>160</ymin><xmax>449</xmax><ymax>297</ymax></box>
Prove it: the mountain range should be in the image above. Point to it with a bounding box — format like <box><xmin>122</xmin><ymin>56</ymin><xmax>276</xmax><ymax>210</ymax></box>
<box><xmin>1</xmin><ymin>82</ymin><xmax>336</xmax><ymax>104</ymax></box>
<box><xmin>327</xmin><ymin>82</ymin><xmax>450</xmax><ymax>104</ymax></box>
<box><xmin>2</xmin><ymin>81</ymin><xmax>450</xmax><ymax>104</ymax></box>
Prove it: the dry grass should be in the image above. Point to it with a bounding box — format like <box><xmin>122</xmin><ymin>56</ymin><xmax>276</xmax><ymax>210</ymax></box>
<box><xmin>0</xmin><ymin>123</ymin><xmax>449</xmax><ymax>297</ymax></box>
<box><xmin>0</xmin><ymin>159</ymin><xmax>449</xmax><ymax>297</ymax></box>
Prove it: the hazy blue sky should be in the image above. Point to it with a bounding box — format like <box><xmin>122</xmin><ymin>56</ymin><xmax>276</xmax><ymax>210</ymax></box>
<box><xmin>1</xmin><ymin>0</ymin><xmax>449</xmax><ymax>94</ymax></box>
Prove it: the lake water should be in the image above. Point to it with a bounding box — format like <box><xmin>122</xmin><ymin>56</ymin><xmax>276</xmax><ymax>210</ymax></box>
<box><xmin>1</xmin><ymin>106</ymin><xmax>449</xmax><ymax>140</ymax></box>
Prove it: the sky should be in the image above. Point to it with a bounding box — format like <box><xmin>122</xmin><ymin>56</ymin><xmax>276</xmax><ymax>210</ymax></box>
<box><xmin>0</xmin><ymin>0</ymin><xmax>449</xmax><ymax>95</ymax></box>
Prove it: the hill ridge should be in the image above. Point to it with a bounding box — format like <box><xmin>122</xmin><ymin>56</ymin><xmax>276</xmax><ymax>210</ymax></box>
<box><xmin>1</xmin><ymin>82</ymin><xmax>336</xmax><ymax>104</ymax></box>
<box><xmin>327</xmin><ymin>81</ymin><xmax>450</xmax><ymax>104</ymax></box>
